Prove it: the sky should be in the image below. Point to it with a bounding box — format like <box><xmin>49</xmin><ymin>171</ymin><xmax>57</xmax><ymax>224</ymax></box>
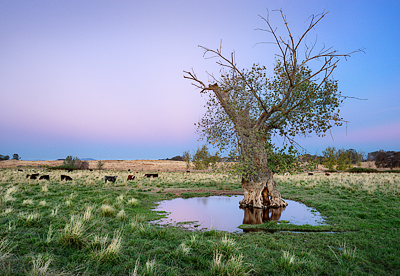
<box><xmin>1</xmin><ymin>0</ymin><xmax>399</xmax><ymax>160</ymax></box>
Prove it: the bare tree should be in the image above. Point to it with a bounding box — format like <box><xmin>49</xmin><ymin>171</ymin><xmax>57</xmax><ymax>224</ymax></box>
<box><xmin>184</xmin><ymin>10</ymin><xmax>363</xmax><ymax>208</ymax></box>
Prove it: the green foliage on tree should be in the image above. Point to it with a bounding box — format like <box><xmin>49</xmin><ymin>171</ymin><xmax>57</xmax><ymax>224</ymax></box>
<box><xmin>267</xmin><ymin>144</ymin><xmax>315</xmax><ymax>174</ymax></box>
<box><xmin>192</xmin><ymin>145</ymin><xmax>220</xmax><ymax>171</ymax></box>
<box><xmin>184</xmin><ymin>10</ymin><xmax>361</xmax><ymax>180</ymax></box>
<box><xmin>96</xmin><ymin>160</ymin><xmax>105</xmax><ymax>170</ymax></box>
<box><xmin>336</xmin><ymin>149</ymin><xmax>352</xmax><ymax>171</ymax></box>
<box><xmin>322</xmin><ymin>147</ymin><xmax>337</xmax><ymax>170</ymax></box>
<box><xmin>182</xmin><ymin>151</ymin><xmax>191</xmax><ymax>170</ymax></box>
<box><xmin>63</xmin><ymin>156</ymin><xmax>79</xmax><ymax>167</ymax></box>
<box><xmin>51</xmin><ymin>156</ymin><xmax>89</xmax><ymax>170</ymax></box>
<box><xmin>375</xmin><ymin>151</ymin><xmax>400</xmax><ymax>169</ymax></box>
<box><xmin>0</xmin><ymin>155</ymin><xmax>10</xmax><ymax>161</ymax></box>
<box><xmin>12</xmin><ymin>154</ymin><xmax>21</xmax><ymax>160</ymax></box>
<box><xmin>322</xmin><ymin>147</ymin><xmax>363</xmax><ymax>171</ymax></box>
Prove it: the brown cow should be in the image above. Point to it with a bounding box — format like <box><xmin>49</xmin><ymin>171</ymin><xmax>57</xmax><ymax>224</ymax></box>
<box><xmin>127</xmin><ymin>175</ymin><xmax>135</xmax><ymax>181</ymax></box>
<box><xmin>325</xmin><ymin>173</ymin><xmax>330</xmax><ymax>176</ymax></box>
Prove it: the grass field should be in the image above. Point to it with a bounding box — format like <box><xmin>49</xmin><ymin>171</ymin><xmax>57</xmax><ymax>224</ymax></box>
<box><xmin>0</xmin><ymin>168</ymin><xmax>399</xmax><ymax>275</ymax></box>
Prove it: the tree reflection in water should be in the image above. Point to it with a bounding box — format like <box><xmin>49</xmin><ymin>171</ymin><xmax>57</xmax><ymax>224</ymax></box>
<box><xmin>241</xmin><ymin>206</ymin><xmax>286</xmax><ymax>224</ymax></box>
<box><xmin>240</xmin><ymin>206</ymin><xmax>286</xmax><ymax>232</ymax></box>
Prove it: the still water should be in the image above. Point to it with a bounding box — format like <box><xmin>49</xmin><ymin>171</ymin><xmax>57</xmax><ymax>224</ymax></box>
<box><xmin>152</xmin><ymin>195</ymin><xmax>326</xmax><ymax>233</ymax></box>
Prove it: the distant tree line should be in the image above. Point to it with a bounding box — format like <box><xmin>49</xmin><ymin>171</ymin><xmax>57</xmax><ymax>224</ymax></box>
<box><xmin>0</xmin><ymin>154</ymin><xmax>21</xmax><ymax>161</ymax></box>
<box><xmin>368</xmin><ymin>150</ymin><xmax>400</xmax><ymax>169</ymax></box>
<box><xmin>174</xmin><ymin>146</ymin><xmax>399</xmax><ymax>172</ymax></box>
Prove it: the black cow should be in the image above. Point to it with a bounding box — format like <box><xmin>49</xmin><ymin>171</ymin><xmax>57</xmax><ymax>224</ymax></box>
<box><xmin>61</xmin><ymin>175</ymin><xmax>73</xmax><ymax>181</ymax></box>
<box><xmin>308</xmin><ymin>172</ymin><xmax>314</xmax><ymax>176</ymax></box>
<box><xmin>39</xmin><ymin>175</ymin><xmax>50</xmax><ymax>180</ymax></box>
<box><xmin>18</xmin><ymin>169</ymin><xmax>23</xmax><ymax>172</ymax></box>
<box><xmin>104</xmin><ymin>176</ymin><xmax>118</xmax><ymax>183</ymax></box>
<box><xmin>67</xmin><ymin>169</ymin><xmax>73</xmax><ymax>173</ymax></box>
<box><xmin>27</xmin><ymin>173</ymin><xmax>39</xmax><ymax>180</ymax></box>
<box><xmin>144</xmin><ymin>173</ymin><xmax>158</xmax><ymax>178</ymax></box>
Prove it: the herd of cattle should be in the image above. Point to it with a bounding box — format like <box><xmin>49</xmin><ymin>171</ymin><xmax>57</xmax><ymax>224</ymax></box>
<box><xmin>24</xmin><ymin>171</ymin><xmax>159</xmax><ymax>183</ymax></box>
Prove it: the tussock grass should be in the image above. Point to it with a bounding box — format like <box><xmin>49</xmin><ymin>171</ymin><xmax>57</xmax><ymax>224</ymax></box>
<box><xmin>83</xmin><ymin>205</ymin><xmax>94</xmax><ymax>221</ymax></box>
<box><xmin>329</xmin><ymin>242</ymin><xmax>359</xmax><ymax>274</ymax></box>
<box><xmin>45</xmin><ymin>225</ymin><xmax>54</xmax><ymax>244</ymax></box>
<box><xmin>3</xmin><ymin>186</ymin><xmax>17</xmax><ymax>203</ymax></box>
<box><xmin>29</xmin><ymin>253</ymin><xmax>52</xmax><ymax>276</ymax></box>
<box><xmin>93</xmin><ymin>230</ymin><xmax>123</xmax><ymax>261</ymax></box>
<box><xmin>18</xmin><ymin>212</ymin><xmax>41</xmax><ymax>225</ymax></box>
<box><xmin>41</xmin><ymin>184</ymin><xmax>48</xmax><ymax>193</ymax></box>
<box><xmin>176</xmin><ymin>242</ymin><xmax>191</xmax><ymax>256</ymax></box>
<box><xmin>100</xmin><ymin>204</ymin><xmax>115</xmax><ymax>217</ymax></box>
<box><xmin>116</xmin><ymin>209</ymin><xmax>126</xmax><ymax>221</ymax></box>
<box><xmin>127</xmin><ymin>198</ymin><xmax>140</xmax><ymax>207</ymax></box>
<box><xmin>2</xmin><ymin>207</ymin><xmax>13</xmax><ymax>216</ymax></box>
<box><xmin>212</xmin><ymin>234</ymin><xmax>237</xmax><ymax>258</ymax></box>
<box><xmin>23</xmin><ymin>199</ymin><xmax>34</xmax><ymax>205</ymax></box>
<box><xmin>130</xmin><ymin>214</ymin><xmax>145</xmax><ymax>229</ymax></box>
<box><xmin>0</xmin><ymin>238</ymin><xmax>13</xmax><ymax>261</ymax></box>
<box><xmin>59</xmin><ymin>215</ymin><xmax>87</xmax><ymax>246</ymax></box>
<box><xmin>211</xmin><ymin>251</ymin><xmax>251</xmax><ymax>276</ymax></box>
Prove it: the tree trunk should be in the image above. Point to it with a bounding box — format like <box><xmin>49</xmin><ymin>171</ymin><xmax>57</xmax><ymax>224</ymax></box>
<box><xmin>239</xmin><ymin>174</ymin><xmax>288</xmax><ymax>209</ymax></box>
<box><xmin>238</xmin><ymin>133</ymin><xmax>288</xmax><ymax>209</ymax></box>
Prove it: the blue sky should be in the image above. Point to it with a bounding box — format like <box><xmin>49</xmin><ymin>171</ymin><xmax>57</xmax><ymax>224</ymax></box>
<box><xmin>1</xmin><ymin>0</ymin><xmax>399</xmax><ymax>160</ymax></box>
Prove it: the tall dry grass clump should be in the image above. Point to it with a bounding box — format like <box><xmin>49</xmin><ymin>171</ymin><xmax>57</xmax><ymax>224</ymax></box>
<box><xmin>59</xmin><ymin>215</ymin><xmax>87</xmax><ymax>246</ymax></box>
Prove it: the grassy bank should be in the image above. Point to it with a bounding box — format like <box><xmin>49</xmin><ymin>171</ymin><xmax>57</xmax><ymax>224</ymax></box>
<box><xmin>0</xmin><ymin>169</ymin><xmax>399</xmax><ymax>275</ymax></box>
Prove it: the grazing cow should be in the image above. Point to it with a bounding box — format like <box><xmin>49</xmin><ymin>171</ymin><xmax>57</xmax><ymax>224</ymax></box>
<box><xmin>104</xmin><ymin>176</ymin><xmax>118</xmax><ymax>183</ymax></box>
<box><xmin>308</xmin><ymin>172</ymin><xmax>314</xmax><ymax>176</ymax></box>
<box><xmin>144</xmin><ymin>173</ymin><xmax>158</xmax><ymax>178</ymax></box>
<box><xmin>325</xmin><ymin>173</ymin><xmax>330</xmax><ymax>176</ymax></box>
<box><xmin>27</xmin><ymin>173</ymin><xmax>39</xmax><ymax>180</ymax></box>
<box><xmin>67</xmin><ymin>169</ymin><xmax>73</xmax><ymax>173</ymax></box>
<box><xmin>127</xmin><ymin>175</ymin><xmax>135</xmax><ymax>181</ymax></box>
<box><xmin>18</xmin><ymin>169</ymin><xmax>23</xmax><ymax>172</ymax></box>
<box><xmin>89</xmin><ymin>169</ymin><xmax>93</xmax><ymax>172</ymax></box>
<box><xmin>61</xmin><ymin>175</ymin><xmax>73</xmax><ymax>181</ymax></box>
<box><xmin>39</xmin><ymin>175</ymin><xmax>50</xmax><ymax>180</ymax></box>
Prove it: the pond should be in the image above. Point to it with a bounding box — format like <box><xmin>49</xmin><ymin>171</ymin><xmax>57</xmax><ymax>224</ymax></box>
<box><xmin>152</xmin><ymin>195</ymin><xmax>326</xmax><ymax>233</ymax></box>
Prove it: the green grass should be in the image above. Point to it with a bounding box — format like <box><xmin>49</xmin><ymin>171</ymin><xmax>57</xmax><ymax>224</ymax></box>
<box><xmin>0</xmin><ymin>168</ymin><xmax>399</xmax><ymax>275</ymax></box>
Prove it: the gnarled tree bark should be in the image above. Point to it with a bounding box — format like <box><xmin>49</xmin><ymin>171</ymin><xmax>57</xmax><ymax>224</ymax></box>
<box><xmin>237</xmin><ymin>131</ymin><xmax>287</xmax><ymax>208</ymax></box>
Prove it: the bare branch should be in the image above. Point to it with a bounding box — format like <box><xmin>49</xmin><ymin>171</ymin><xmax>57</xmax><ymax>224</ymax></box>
<box><xmin>198</xmin><ymin>45</ymin><xmax>270</xmax><ymax>115</ymax></box>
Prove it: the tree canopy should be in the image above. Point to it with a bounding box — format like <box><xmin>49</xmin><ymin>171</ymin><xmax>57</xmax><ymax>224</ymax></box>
<box><xmin>185</xmin><ymin>10</ymin><xmax>362</xmax><ymax>175</ymax></box>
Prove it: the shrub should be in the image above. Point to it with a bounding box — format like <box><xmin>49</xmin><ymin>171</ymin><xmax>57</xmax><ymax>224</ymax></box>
<box><xmin>96</xmin><ymin>160</ymin><xmax>105</xmax><ymax>170</ymax></box>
